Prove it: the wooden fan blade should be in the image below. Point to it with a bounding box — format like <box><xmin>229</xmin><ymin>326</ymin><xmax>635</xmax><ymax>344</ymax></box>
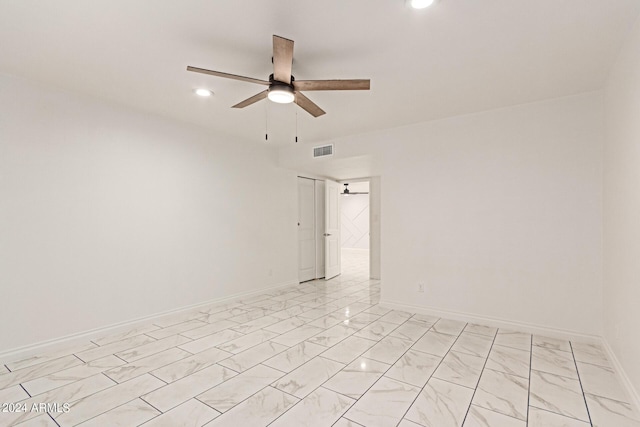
<box><xmin>273</xmin><ymin>35</ymin><xmax>294</xmax><ymax>84</ymax></box>
<box><xmin>294</xmin><ymin>79</ymin><xmax>370</xmax><ymax>91</ymax></box>
<box><xmin>295</xmin><ymin>92</ymin><xmax>326</xmax><ymax>117</ymax></box>
<box><xmin>187</xmin><ymin>66</ymin><xmax>269</xmax><ymax>85</ymax></box>
<box><xmin>231</xmin><ymin>90</ymin><xmax>269</xmax><ymax>108</ymax></box>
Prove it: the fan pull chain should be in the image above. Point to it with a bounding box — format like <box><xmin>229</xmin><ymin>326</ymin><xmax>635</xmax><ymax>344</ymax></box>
<box><xmin>265</xmin><ymin>100</ymin><xmax>268</xmax><ymax>142</ymax></box>
<box><xmin>295</xmin><ymin>110</ymin><xmax>298</xmax><ymax>143</ymax></box>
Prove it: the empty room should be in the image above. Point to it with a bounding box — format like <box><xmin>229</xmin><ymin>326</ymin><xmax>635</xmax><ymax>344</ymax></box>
<box><xmin>1</xmin><ymin>1</ymin><xmax>640</xmax><ymax>426</ymax></box>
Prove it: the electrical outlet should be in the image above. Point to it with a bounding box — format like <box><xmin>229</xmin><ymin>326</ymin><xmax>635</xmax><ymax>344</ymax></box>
<box><xmin>418</xmin><ymin>283</ymin><xmax>425</xmax><ymax>293</ymax></box>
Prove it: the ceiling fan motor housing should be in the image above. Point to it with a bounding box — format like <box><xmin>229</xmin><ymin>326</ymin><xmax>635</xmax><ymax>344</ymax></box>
<box><xmin>269</xmin><ymin>73</ymin><xmax>295</xmax><ymax>84</ymax></box>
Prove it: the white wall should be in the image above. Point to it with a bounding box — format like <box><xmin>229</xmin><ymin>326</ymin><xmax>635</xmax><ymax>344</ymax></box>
<box><xmin>603</xmin><ymin>17</ymin><xmax>640</xmax><ymax>395</ymax></box>
<box><xmin>0</xmin><ymin>73</ymin><xmax>298</xmax><ymax>352</ymax></box>
<box><xmin>280</xmin><ymin>92</ymin><xmax>604</xmax><ymax>335</ymax></box>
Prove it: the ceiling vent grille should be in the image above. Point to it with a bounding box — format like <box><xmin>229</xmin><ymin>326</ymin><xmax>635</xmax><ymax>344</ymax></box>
<box><xmin>313</xmin><ymin>144</ymin><xmax>334</xmax><ymax>158</ymax></box>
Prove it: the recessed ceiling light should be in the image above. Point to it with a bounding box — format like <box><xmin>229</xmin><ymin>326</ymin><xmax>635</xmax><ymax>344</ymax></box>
<box><xmin>411</xmin><ymin>0</ymin><xmax>435</xmax><ymax>9</ymax></box>
<box><xmin>195</xmin><ymin>88</ymin><xmax>212</xmax><ymax>97</ymax></box>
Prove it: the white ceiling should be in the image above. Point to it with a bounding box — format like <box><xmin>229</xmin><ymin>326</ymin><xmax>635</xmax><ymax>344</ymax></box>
<box><xmin>1</xmin><ymin>0</ymin><xmax>639</xmax><ymax>146</ymax></box>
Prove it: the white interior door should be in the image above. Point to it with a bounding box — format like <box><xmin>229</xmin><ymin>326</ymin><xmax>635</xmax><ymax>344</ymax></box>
<box><xmin>298</xmin><ymin>177</ymin><xmax>316</xmax><ymax>282</ymax></box>
<box><xmin>315</xmin><ymin>180</ymin><xmax>326</xmax><ymax>279</ymax></box>
<box><xmin>324</xmin><ymin>179</ymin><xmax>341</xmax><ymax>280</ymax></box>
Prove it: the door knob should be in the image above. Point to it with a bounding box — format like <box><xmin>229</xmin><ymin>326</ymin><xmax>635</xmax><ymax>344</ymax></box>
<box><xmin>324</xmin><ymin>233</ymin><xmax>332</xmax><ymax>236</ymax></box>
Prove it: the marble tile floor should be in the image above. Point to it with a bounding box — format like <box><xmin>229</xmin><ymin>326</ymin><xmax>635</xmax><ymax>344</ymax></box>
<box><xmin>1</xmin><ymin>251</ymin><xmax>638</xmax><ymax>426</ymax></box>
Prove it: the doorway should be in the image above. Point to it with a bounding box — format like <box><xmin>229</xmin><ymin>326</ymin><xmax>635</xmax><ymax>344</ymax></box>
<box><xmin>297</xmin><ymin>175</ymin><xmax>380</xmax><ymax>283</ymax></box>
<box><xmin>339</xmin><ymin>180</ymin><xmax>370</xmax><ymax>279</ymax></box>
<box><xmin>339</xmin><ymin>177</ymin><xmax>381</xmax><ymax>280</ymax></box>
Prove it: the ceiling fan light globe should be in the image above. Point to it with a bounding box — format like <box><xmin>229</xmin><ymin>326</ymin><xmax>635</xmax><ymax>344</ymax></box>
<box><xmin>268</xmin><ymin>86</ymin><xmax>295</xmax><ymax>104</ymax></box>
<box><xmin>411</xmin><ymin>0</ymin><xmax>434</xmax><ymax>9</ymax></box>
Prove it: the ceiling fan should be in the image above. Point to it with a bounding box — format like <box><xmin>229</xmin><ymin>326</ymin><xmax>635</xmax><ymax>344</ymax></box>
<box><xmin>187</xmin><ymin>35</ymin><xmax>371</xmax><ymax>117</ymax></box>
<box><xmin>342</xmin><ymin>183</ymin><xmax>369</xmax><ymax>195</ymax></box>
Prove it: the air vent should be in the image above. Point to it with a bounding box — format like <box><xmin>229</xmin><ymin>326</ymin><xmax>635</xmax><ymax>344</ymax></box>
<box><xmin>313</xmin><ymin>144</ymin><xmax>334</xmax><ymax>158</ymax></box>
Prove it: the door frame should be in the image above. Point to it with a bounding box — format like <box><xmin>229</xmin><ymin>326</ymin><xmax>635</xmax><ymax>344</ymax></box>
<box><xmin>324</xmin><ymin>179</ymin><xmax>341</xmax><ymax>280</ymax></box>
<box><xmin>338</xmin><ymin>177</ymin><xmax>381</xmax><ymax>280</ymax></box>
<box><xmin>296</xmin><ymin>174</ymin><xmax>381</xmax><ymax>282</ymax></box>
<box><xmin>297</xmin><ymin>177</ymin><xmax>316</xmax><ymax>283</ymax></box>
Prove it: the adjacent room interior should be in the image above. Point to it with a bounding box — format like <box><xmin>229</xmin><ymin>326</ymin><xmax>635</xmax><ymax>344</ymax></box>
<box><xmin>1</xmin><ymin>1</ymin><xmax>640</xmax><ymax>426</ymax></box>
<box><xmin>339</xmin><ymin>180</ymin><xmax>371</xmax><ymax>280</ymax></box>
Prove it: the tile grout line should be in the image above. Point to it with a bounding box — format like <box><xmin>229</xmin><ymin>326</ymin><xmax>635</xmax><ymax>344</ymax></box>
<box><xmin>71</xmin><ymin>353</ymin><xmax>85</xmax><ymax>365</ymax></box>
<box><xmin>74</xmin><ymin>354</ymin><xmax>89</xmax><ymax>364</ymax></box>
<box><xmin>459</xmin><ymin>329</ymin><xmax>500</xmax><ymax>426</ymax></box>
<box><xmin>146</xmin><ymin>371</ymin><xmax>168</xmax><ymax>385</ymax></box>
<box><xmin>406</xmin><ymin>374</ymin><xmax>474</xmax><ymax>391</ymax></box>
<box><xmin>570</xmin><ymin>341</ymin><xmax>594</xmax><ymax>426</ymax></box>
<box><xmin>113</xmin><ymin>354</ymin><xmax>129</xmax><ymax>364</ymax></box>
<box><xmin>100</xmin><ymin>371</ymin><xmax>118</xmax><ymax>386</ymax></box>
<box><xmin>331</xmin><ymin>416</ymin><xmax>366</xmax><ymax>426</ymax></box>
<box><xmin>139</xmin><ymin>394</ymin><xmax>165</xmax><ymax>414</ymax></box>
<box><xmin>19</xmin><ymin>383</ymin><xmax>32</xmax><ymax>398</ymax></box>
<box><xmin>46</xmin><ymin>411</ymin><xmax>62</xmax><ymax>427</ymax></box>
<box><xmin>530</xmin><ymin>405</ymin><xmax>593</xmax><ymax>425</ymax></box>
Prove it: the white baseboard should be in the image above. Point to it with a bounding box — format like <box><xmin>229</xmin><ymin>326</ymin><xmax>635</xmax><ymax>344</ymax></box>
<box><xmin>0</xmin><ymin>279</ymin><xmax>298</xmax><ymax>363</ymax></box>
<box><xmin>380</xmin><ymin>299</ymin><xmax>601</xmax><ymax>343</ymax></box>
<box><xmin>601</xmin><ymin>338</ymin><xmax>640</xmax><ymax>413</ymax></box>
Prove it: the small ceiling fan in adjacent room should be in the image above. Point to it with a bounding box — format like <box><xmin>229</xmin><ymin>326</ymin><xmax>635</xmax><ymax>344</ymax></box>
<box><xmin>342</xmin><ymin>183</ymin><xmax>369</xmax><ymax>195</ymax></box>
<box><xmin>187</xmin><ymin>35</ymin><xmax>371</xmax><ymax>117</ymax></box>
